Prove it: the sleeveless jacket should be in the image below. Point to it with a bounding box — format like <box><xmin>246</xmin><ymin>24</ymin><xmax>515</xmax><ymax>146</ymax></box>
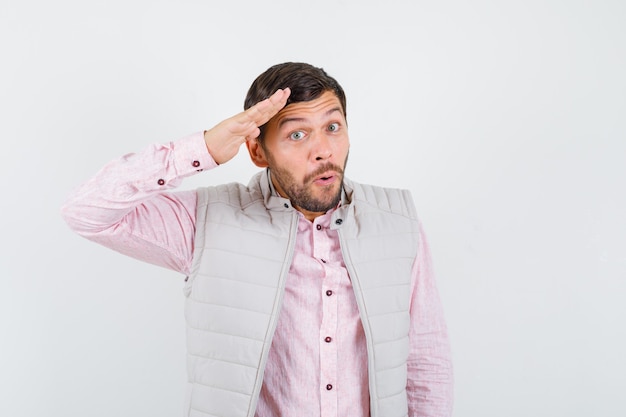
<box><xmin>183</xmin><ymin>169</ymin><xmax>420</xmax><ymax>417</ymax></box>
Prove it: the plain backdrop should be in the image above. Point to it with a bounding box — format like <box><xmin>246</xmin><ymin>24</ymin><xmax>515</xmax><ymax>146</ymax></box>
<box><xmin>1</xmin><ymin>0</ymin><xmax>625</xmax><ymax>416</ymax></box>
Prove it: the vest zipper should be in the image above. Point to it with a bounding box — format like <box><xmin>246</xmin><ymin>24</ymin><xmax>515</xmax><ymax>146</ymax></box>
<box><xmin>246</xmin><ymin>211</ymin><xmax>300</xmax><ymax>416</ymax></box>
<box><xmin>337</xmin><ymin>227</ymin><xmax>380</xmax><ymax>417</ymax></box>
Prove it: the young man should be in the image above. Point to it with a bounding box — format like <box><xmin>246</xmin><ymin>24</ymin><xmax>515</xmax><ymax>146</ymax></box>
<box><xmin>62</xmin><ymin>62</ymin><xmax>453</xmax><ymax>417</ymax></box>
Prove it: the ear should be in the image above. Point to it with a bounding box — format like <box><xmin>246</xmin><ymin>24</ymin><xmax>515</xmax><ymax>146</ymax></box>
<box><xmin>246</xmin><ymin>138</ymin><xmax>269</xmax><ymax>168</ymax></box>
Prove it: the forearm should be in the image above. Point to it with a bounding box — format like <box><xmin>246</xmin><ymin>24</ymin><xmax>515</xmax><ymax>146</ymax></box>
<box><xmin>61</xmin><ymin>132</ymin><xmax>217</xmax><ymax>274</ymax></box>
<box><xmin>407</xmin><ymin>224</ymin><xmax>454</xmax><ymax>416</ymax></box>
<box><xmin>407</xmin><ymin>324</ymin><xmax>454</xmax><ymax>417</ymax></box>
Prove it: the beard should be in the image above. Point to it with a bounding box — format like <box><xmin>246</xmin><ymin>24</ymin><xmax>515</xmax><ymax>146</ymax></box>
<box><xmin>268</xmin><ymin>155</ymin><xmax>348</xmax><ymax>214</ymax></box>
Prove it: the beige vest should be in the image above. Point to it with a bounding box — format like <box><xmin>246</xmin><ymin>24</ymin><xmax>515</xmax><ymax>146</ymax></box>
<box><xmin>183</xmin><ymin>170</ymin><xmax>420</xmax><ymax>417</ymax></box>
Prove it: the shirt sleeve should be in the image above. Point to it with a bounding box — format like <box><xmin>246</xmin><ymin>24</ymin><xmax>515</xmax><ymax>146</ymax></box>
<box><xmin>407</xmin><ymin>223</ymin><xmax>454</xmax><ymax>417</ymax></box>
<box><xmin>60</xmin><ymin>131</ymin><xmax>218</xmax><ymax>275</ymax></box>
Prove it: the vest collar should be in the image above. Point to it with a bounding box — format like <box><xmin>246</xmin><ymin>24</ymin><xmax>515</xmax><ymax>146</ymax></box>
<box><xmin>251</xmin><ymin>168</ymin><xmax>293</xmax><ymax>212</ymax></box>
<box><xmin>251</xmin><ymin>168</ymin><xmax>355</xmax><ymax>226</ymax></box>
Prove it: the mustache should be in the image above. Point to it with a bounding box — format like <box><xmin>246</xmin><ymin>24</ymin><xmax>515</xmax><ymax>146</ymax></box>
<box><xmin>304</xmin><ymin>163</ymin><xmax>344</xmax><ymax>183</ymax></box>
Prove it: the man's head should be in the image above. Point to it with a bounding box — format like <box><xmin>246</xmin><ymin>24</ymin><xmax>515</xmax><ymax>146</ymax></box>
<box><xmin>245</xmin><ymin>63</ymin><xmax>350</xmax><ymax>221</ymax></box>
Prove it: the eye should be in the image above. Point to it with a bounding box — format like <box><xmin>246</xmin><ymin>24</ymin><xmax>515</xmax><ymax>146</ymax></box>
<box><xmin>328</xmin><ymin>122</ymin><xmax>340</xmax><ymax>132</ymax></box>
<box><xmin>289</xmin><ymin>130</ymin><xmax>306</xmax><ymax>141</ymax></box>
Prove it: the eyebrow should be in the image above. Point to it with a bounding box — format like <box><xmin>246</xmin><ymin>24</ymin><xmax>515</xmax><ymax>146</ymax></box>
<box><xmin>278</xmin><ymin>107</ymin><xmax>343</xmax><ymax>129</ymax></box>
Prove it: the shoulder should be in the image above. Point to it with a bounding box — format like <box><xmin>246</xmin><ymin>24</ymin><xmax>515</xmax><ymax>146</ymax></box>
<box><xmin>195</xmin><ymin>172</ymin><xmax>265</xmax><ymax>210</ymax></box>
<box><xmin>344</xmin><ymin>178</ymin><xmax>418</xmax><ymax>221</ymax></box>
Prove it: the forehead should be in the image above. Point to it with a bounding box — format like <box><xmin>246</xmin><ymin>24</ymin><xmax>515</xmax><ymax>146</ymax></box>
<box><xmin>271</xmin><ymin>91</ymin><xmax>344</xmax><ymax>127</ymax></box>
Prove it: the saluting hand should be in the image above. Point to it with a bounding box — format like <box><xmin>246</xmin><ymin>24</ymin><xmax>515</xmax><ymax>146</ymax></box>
<box><xmin>203</xmin><ymin>88</ymin><xmax>291</xmax><ymax>164</ymax></box>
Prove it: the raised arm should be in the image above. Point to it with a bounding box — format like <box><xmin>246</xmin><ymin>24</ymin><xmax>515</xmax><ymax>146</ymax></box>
<box><xmin>61</xmin><ymin>88</ymin><xmax>291</xmax><ymax>275</ymax></box>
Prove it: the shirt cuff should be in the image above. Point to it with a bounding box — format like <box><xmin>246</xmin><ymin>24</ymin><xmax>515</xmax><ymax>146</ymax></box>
<box><xmin>172</xmin><ymin>131</ymin><xmax>219</xmax><ymax>177</ymax></box>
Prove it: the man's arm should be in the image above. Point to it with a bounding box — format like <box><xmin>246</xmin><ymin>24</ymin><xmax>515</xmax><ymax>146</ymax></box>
<box><xmin>61</xmin><ymin>88</ymin><xmax>291</xmax><ymax>275</ymax></box>
<box><xmin>407</xmin><ymin>223</ymin><xmax>454</xmax><ymax>417</ymax></box>
<box><xmin>61</xmin><ymin>132</ymin><xmax>214</xmax><ymax>274</ymax></box>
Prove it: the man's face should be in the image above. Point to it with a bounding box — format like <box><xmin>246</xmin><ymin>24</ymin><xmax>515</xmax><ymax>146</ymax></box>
<box><xmin>248</xmin><ymin>91</ymin><xmax>350</xmax><ymax>220</ymax></box>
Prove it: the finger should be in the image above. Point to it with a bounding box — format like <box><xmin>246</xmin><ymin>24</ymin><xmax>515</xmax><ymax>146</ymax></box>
<box><xmin>244</xmin><ymin>126</ymin><xmax>261</xmax><ymax>142</ymax></box>
<box><xmin>244</xmin><ymin>88</ymin><xmax>291</xmax><ymax>126</ymax></box>
<box><xmin>233</xmin><ymin>120</ymin><xmax>262</xmax><ymax>140</ymax></box>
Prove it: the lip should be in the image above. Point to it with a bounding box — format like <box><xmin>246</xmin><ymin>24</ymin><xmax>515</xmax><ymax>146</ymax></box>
<box><xmin>313</xmin><ymin>171</ymin><xmax>337</xmax><ymax>185</ymax></box>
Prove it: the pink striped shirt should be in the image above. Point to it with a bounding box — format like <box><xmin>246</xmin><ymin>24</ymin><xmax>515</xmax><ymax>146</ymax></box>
<box><xmin>61</xmin><ymin>132</ymin><xmax>453</xmax><ymax>416</ymax></box>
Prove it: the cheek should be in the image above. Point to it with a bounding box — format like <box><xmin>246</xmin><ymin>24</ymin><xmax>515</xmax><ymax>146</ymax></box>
<box><xmin>336</xmin><ymin>138</ymin><xmax>350</xmax><ymax>157</ymax></box>
<box><xmin>274</xmin><ymin>147</ymin><xmax>309</xmax><ymax>166</ymax></box>
<box><xmin>269</xmin><ymin>151</ymin><xmax>305</xmax><ymax>177</ymax></box>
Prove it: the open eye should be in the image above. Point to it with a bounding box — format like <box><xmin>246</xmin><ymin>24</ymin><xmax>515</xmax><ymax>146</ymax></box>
<box><xmin>328</xmin><ymin>122</ymin><xmax>340</xmax><ymax>132</ymax></box>
<box><xmin>289</xmin><ymin>130</ymin><xmax>306</xmax><ymax>141</ymax></box>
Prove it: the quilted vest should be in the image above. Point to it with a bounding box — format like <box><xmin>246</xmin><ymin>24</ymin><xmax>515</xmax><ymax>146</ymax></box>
<box><xmin>183</xmin><ymin>169</ymin><xmax>420</xmax><ymax>417</ymax></box>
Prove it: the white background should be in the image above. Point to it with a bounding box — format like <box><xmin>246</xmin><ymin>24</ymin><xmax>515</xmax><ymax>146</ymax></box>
<box><xmin>1</xmin><ymin>0</ymin><xmax>625</xmax><ymax>416</ymax></box>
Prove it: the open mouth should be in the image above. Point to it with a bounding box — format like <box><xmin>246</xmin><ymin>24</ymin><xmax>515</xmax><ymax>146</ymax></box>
<box><xmin>314</xmin><ymin>172</ymin><xmax>337</xmax><ymax>185</ymax></box>
<box><xmin>306</xmin><ymin>165</ymin><xmax>343</xmax><ymax>184</ymax></box>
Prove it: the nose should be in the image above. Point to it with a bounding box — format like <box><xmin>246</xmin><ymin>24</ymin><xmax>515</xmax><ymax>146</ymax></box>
<box><xmin>313</xmin><ymin>132</ymin><xmax>333</xmax><ymax>161</ymax></box>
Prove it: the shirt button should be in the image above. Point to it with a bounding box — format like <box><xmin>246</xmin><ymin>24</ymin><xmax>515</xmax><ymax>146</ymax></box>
<box><xmin>316</xmin><ymin>224</ymin><xmax>322</xmax><ymax>230</ymax></box>
<box><xmin>326</xmin><ymin>290</ymin><xmax>333</xmax><ymax>296</ymax></box>
<box><xmin>321</xmin><ymin>259</ymin><xmax>326</xmax><ymax>263</ymax></box>
<box><xmin>335</xmin><ymin>218</ymin><xmax>343</xmax><ymax>225</ymax></box>
<box><xmin>325</xmin><ymin>336</ymin><xmax>332</xmax><ymax>343</ymax></box>
<box><xmin>157</xmin><ymin>179</ymin><xmax>165</xmax><ymax>186</ymax></box>
<box><xmin>192</xmin><ymin>160</ymin><xmax>200</xmax><ymax>167</ymax></box>
<box><xmin>326</xmin><ymin>384</ymin><xmax>333</xmax><ymax>391</ymax></box>
<box><xmin>284</xmin><ymin>203</ymin><xmax>289</xmax><ymax>208</ymax></box>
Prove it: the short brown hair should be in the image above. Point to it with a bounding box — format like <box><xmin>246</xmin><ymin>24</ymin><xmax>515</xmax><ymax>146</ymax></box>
<box><xmin>244</xmin><ymin>62</ymin><xmax>347</xmax><ymax>140</ymax></box>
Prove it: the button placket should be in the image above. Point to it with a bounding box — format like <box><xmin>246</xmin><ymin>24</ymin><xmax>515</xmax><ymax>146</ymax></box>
<box><xmin>313</xmin><ymin>219</ymin><xmax>331</xmax><ymax>269</ymax></box>
<box><xmin>317</xmin><ymin>217</ymin><xmax>338</xmax><ymax>416</ymax></box>
<box><xmin>319</xmin><ymin>268</ymin><xmax>338</xmax><ymax>414</ymax></box>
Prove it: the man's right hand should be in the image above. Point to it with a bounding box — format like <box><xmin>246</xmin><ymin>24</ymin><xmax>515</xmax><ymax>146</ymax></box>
<box><xmin>203</xmin><ymin>88</ymin><xmax>291</xmax><ymax>165</ymax></box>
